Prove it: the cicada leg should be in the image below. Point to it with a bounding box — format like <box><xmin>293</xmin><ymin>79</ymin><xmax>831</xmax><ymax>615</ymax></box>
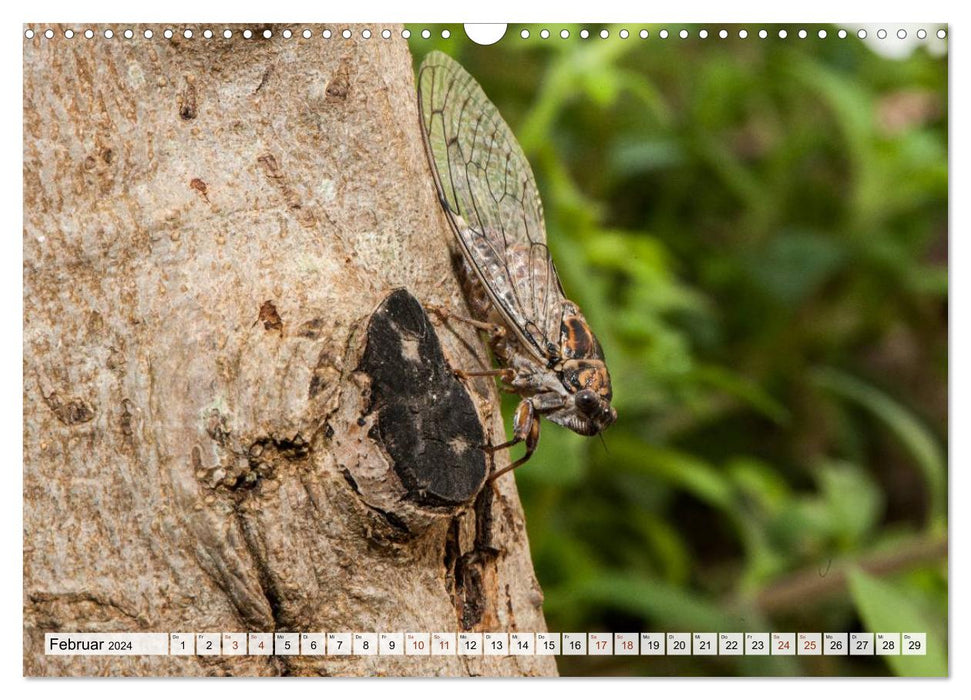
<box><xmin>454</xmin><ymin>367</ymin><xmax>515</xmax><ymax>382</ymax></box>
<box><xmin>486</xmin><ymin>399</ymin><xmax>541</xmax><ymax>482</ymax></box>
<box><xmin>424</xmin><ymin>303</ymin><xmax>506</xmax><ymax>344</ymax></box>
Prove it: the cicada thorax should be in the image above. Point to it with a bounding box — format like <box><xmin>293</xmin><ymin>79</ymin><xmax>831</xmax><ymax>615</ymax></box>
<box><xmin>559</xmin><ymin>304</ymin><xmax>606</xmax><ymax>362</ymax></box>
<box><xmin>556</xmin><ymin>304</ymin><xmax>613</xmax><ymax>402</ymax></box>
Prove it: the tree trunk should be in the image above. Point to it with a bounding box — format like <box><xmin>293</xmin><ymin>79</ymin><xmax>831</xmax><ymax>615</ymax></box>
<box><xmin>23</xmin><ymin>23</ymin><xmax>556</xmax><ymax>677</ymax></box>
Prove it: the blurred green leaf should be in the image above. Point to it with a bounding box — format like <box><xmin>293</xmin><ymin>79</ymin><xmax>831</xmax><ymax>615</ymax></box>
<box><xmin>744</xmin><ymin>229</ymin><xmax>847</xmax><ymax>307</ymax></box>
<box><xmin>612</xmin><ymin>437</ymin><xmax>735</xmax><ymax>510</ymax></box>
<box><xmin>812</xmin><ymin>367</ymin><xmax>945</xmax><ymax>521</ymax></box>
<box><xmin>547</xmin><ymin>572</ymin><xmax>738</xmax><ymax>631</ymax></box>
<box><xmin>817</xmin><ymin>461</ymin><xmax>885</xmax><ymax>547</ymax></box>
<box><xmin>848</xmin><ymin>569</ymin><xmax>947</xmax><ymax>676</ymax></box>
<box><xmin>692</xmin><ymin>365</ymin><xmax>790</xmax><ymax>425</ymax></box>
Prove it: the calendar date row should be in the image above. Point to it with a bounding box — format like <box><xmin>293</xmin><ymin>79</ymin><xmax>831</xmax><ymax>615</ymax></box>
<box><xmin>46</xmin><ymin>632</ymin><xmax>927</xmax><ymax>657</ymax></box>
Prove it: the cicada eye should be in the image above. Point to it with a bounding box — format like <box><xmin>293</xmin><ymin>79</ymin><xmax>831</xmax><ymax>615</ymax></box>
<box><xmin>575</xmin><ymin>389</ymin><xmax>599</xmax><ymax>415</ymax></box>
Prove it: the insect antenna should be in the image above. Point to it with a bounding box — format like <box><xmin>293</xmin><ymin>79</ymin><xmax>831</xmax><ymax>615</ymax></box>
<box><xmin>598</xmin><ymin>432</ymin><xmax>610</xmax><ymax>454</ymax></box>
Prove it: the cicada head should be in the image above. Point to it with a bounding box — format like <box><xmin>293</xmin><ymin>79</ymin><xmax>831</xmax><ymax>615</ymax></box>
<box><xmin>547</xmin><ymin>359</ymin><xmax>617</xmax><ymax>436</ymax></box>
<box><xmin>542</xmin><ymin>305</ymin><xmax>616</xmax><ymax>436</ymax></box>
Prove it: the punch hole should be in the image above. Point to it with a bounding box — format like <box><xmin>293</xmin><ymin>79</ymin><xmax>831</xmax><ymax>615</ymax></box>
<box><xmin>619</xmin><ymin>29</ymin><xmax>629</xmax><ymax>39</ymax></box>
<box><xmin>858</xmin><ymin>29</ymin><xmax>867</xmax><ymax>39</ymax></box>
<box><xmin>402</xmin><ymin>29</ymin><xmax>411</xmax><ymax>39</ymax></box>
<box><xmin>281</xmin><ymin>29</ymin><xmax>291</xmax><ymax>39</ymax></box>
<box><xmin>323</xmin><ymin>29</ymin><xmax>332</xmax><ymax>39</ymax></box>
<box><xmin>104</xmin><ymin>29</ymin><xmax>113</xmax><ymax>39</ymax></box>
<box><xmin>659</xmin><ymin>29</ymin><xmax>669</xmax><ymax>39</ymax></box>
<box><xmin>184</xmin><ymin>29</ymin><xmax>194</xmax><ymax>39</ymax></box>
<box><xmin>441</xmin><ymin>29</ymin><xmax>450</xmax><ymax>39</ymax></box>
<box><xmin>600</xmin><ymin>29</ymin><xmax>609</xmax><ymax>39</ymax></box>
<box><xmin>779</xmin><ymin>29</ymin><xmax>788</xmax><ymax>38</ymax></box>
<box><xmin>739</xmin><ymin>29</ymin><xmax>748</xmax><ymax>38</ymax></box>
<box><xmin>65</xmin><ymin>29</ymin><xmax>74</xmax><ymax>38</ymax></box>
<box><xmin>362</xmin><ymin>29</ymin><xmax>372</xmax><ymax>39</ymax></box>
<box><xmin>382</xmin><ymin>29</ymin><xmax>391</xmax><ymax>39</ymax></box>
<box><xmin>838</xmin><ymin>29</ymin><xmax>847</xmax><ymax>38</ymax></box>
<box><xmin>936</xmin><ymin>29</ymin><xmax>946</xmax><ymax>39</ymax></box>
<box><xmin>818</xmin><ymin>29</ymin><xmax>827</xmax><ymax>39</ymax></box>
<box><xmin>759</xmin><ymin>29</ymin><xmax>767</xmax><ymax>39</ymax></box>
<box><xmin>464</xmin><ymin>23</ymin><xmax>507</xmax><ymax>46</ymax></box>
<box><xmin>421</xmin><ymin>29</ymin><xmax>430</xmax><ymax>39</ymax></box>
<box><xmin>540</xmin><ymin>29</ymin><xmax>550</xmax><ymax>39</ymax></box>
<box><xmin>520</xmin><ymin>29</ymin><xmax>530</xmax><ymax>39</ymax></box>
<box><xmin>243</xmin><ymin>29</ymin><xmax>253</xmax><ymax>39</ymax></box>
<box><xmin>897</xmin><ymin>29</ymin><xmax>907</xmax><ymax>39</ymax></box>
<box><xmin>263</xmin><ymin>29</ymin><xmax>272</xmax><ymax>39</ymax></box>
<box><xmin>44</xmin><ymin>29</ymin><xmax>54</xmax><ymax>39</ymax></box>
<box><xmin>877</xmin><ymin>29</ymin><xmax>887</xmax><ymax>39</ymax></box>
<box><xmin>639</xmin><ymin>29</ymin><xmax>648</xmax><ymax>39</ymax></box>
<box><xmin>699</xmin><ymin>29</ymin><xmax>708</xmax><ymax>39</ymax></box>
<box><xmin>124</xmin><ymin>29</ymin><xmax>133</xmax><ymax>39</ymax></box>
<box><xmin>798</xmin><ymin>29</ymin><xmax>807</xmax><ymax>39</ymax></box>
<box><xmin>203</xmin><ymin>29</ymin><xmax>213</xmax><ymax>39</ymax></box>
<box><xmin>144</xmin><ymin>29</ymin><xmax>153</xmax><ymax>38</ymax></box>
<box><xmin>24</xmin><ymin>29</ymin><xmax>34</xmax><ymax>39</ymax></box>
<box><xmin>679</xmin><ymin>29</ymin><xmax>688</xmax><ymax>39</ymax></box>
<box><xmin>560</xmin><ymin>29</ymin><xmax>569</xmax><ymax>39</ymax></box>
<box><xmin>84</xmin><ymin>29</ymin><xmax>93</xmax><ymax>39</ymax></box>
<box><xmin>917</xmin><ymin>29</ymin><xmax>927</xmax><ymax>39</ymax></box>
<box><xmin>581</xmin><ymin>29</ymin><xmax>590</xmax><ymax>39</ymax></box>
<box><xmin>718</xmin><ymin>29</ymin><xmax>727</xmax><ymax>39</ymax></box>
<box><xmin>164</xmin><ymin>29</ymin><xmax>173</xmax><ymax>39</ymax></box>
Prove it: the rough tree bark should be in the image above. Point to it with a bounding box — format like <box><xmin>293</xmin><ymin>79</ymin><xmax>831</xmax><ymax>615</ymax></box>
<box><xmin>23</xmin><ymin>23</ymin><xmax>556</xmax><ymax>677</ymax></box>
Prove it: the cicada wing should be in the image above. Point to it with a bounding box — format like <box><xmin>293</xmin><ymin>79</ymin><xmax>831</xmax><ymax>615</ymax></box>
<box><xmin>417</xmin><ymin>51</ymin><xmax>564</xmax><ymax>361</ymax></box>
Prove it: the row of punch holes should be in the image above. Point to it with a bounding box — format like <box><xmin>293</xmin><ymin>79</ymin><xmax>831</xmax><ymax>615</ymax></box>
<box><xmin>24</xmin><ymin>26</ymin><xmax>948</xmax><ymax>42</ymax></box>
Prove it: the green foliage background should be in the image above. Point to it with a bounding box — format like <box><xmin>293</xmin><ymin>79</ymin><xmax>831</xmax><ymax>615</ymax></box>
<box><xmin>408</xmin><ymin>24</ymin><xmax>948</xmax><ymax>676</ymax></box>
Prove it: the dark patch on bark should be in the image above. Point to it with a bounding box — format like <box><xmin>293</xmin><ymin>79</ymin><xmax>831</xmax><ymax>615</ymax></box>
<box><xmin>326</xmin><ymin>60</ymin><xmax>351</xmax><ymax>100</ymax></box>
<box><xmin>443</xmin><ymin>483</ymin><xmax>499</xmax><ymax>629</ymax></box>
<box><xmin>340</xmin><ymin>468</ymin><xmax>413</xmax><ymax>541</ymax></box>
<box><xmin>254</xmin><ymin>66</ymin><xmax>273</xmax><ymax>94</ymax></box>
<box><xmin>257</xmin><ymin>153</ymin><xmax>318</xmax><ymax>229</ymax></box>
<box><xmin>473</xmin><ymin>486</ymin><xmax>499</xmax><ymax>555</ymax></box>
<box><xmin>190</xmin><ymin>177</ymin><xmax>209</xmax><ymax>202</ymax></box>
<box><xmin>179</xmin><ymin>80</ymin><xmax>197</xmax><ymax>120</ymax></box>
<box><xmin>119</xmin><ymin>399</ymin><xmax>135</xmax><ymax>441</ymax></box>
<box><xmin>358</xmin><ymin>289</ymin><xmax>486</xmax><ymax>506</ymax></box>
<box><xmin>443</xmin><ymin>519</ymin><xmax>461</xmax><ymax>593</ymax></box>
<box><xmin>205</xmin><ymin>408</ymin><xmax>232</xmax><ymax>447</ymax></box>
<box><xmin>249</xmin><ymin>434</ymin><xmax>309</xmax><ymax>462</ymax></box>
<box><xmin>298</xmin><ymin>317</ymin><xmax>325</xmax><ymax>340</ymax></box>
<box><xmin>257</xmin><ymin>300</ymin><xmax>283</xmax><ymax>332</ymax></box>
<box><xmin>457</xmin><ymin>558</ymin><xmax>486</xmax><ymax>629</ymax></box>
<box><xmin>235</xmin><ymin>509</ymin><xmax>289</xmax><ymax>636</ymax></box>
<box><xmin>308</xmin><ymin>347</ymin><xmax>337</xmax><ymax>398</ymax></box>
<box><xmin>42</xmin><ymin>389</ymin><xmax>96</xmax><ymax>426</ymax></box>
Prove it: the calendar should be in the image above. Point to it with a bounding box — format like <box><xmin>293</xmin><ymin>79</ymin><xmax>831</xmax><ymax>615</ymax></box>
<box><xmin>21</xmin><ymin>16</ymin><xmax>949</xmax><ymax>680</ymax></box>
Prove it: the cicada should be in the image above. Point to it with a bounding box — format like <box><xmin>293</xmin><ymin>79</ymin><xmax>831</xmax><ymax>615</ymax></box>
<box><xmin>417</xmin><ymin>51</ymin><xmax>616</xmax><ymax>481</ymax></box>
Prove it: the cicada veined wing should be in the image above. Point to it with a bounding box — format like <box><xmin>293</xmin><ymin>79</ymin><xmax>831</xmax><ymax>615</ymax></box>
<box><xmin>417</xmin><ymin>50</ymin><xmax>567</xmax><ymax>364</ymax></box>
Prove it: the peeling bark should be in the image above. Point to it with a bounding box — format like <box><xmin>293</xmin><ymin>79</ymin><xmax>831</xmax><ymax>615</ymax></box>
<box><xmin>23</xmin><ymin>23</ymin><xmax>555</xmax><ymax>677</ymax></box>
